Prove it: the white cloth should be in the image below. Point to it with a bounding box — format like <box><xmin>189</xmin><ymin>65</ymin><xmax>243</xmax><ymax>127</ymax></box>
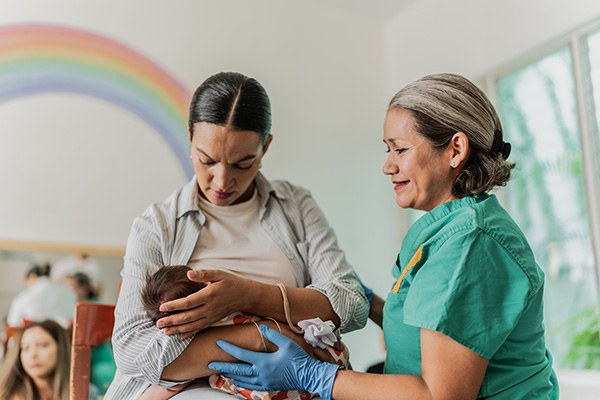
<box><xmin>298</xmin><ymin>317</ymin><xmax>338</xmax><ymax>349</ymax></box>
<box><xmin>170</xmin><ymin>380</ymin><xmax>234</xmax><ymax>399</ymax></box>
<box><xmin>105</xmin><ymin>173</ymin><xmax>369</xmax><ymax>400</ymax></box>
<box><xmin>191</xmin><ymin>187</ymin><xmax>297</xmax><ymax>287</ymax></box>
<box><xmin>6</xmin><ymin>277</ymin><xmax>77</xmax><ymax>328</ymax></box>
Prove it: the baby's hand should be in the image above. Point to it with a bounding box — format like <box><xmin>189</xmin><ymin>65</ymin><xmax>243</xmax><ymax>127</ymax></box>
<box><xmin>137</xmin><ymin>382</ymin><xmax>190</xmax><ymax>400</ymax></box>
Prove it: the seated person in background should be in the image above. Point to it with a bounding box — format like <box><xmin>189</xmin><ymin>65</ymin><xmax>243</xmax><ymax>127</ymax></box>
<box><xmin>7</xmin><ymin>264</ymin><xmax>77</xmax><ymax>329</ymax></box>
<box><xmin>66</xmin><ymin>272</ymin><xmax>116</xmax><ymax>395</ymax></box>
<box><xmin>138</xmin><ymin>265</ymin><xmax>348</xmax><ymax>400</ymax></box>
<box><xmin>65</xmin><ymin>272</ymin><xmax>99</xmax><ymax>302</ymax></box>
<box><xmin>52</xmin><ymin>252</ymin><xmax>102</xmax><ymax>297</ymax></box>
<box><xmin>0</xmin><ymin>319</ymin><xmax>99</xmax><ymax>400</ymax></box>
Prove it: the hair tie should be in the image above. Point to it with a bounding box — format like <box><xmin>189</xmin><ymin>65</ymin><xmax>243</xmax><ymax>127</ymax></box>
<box><xmin>491</xmin><ymin>129</ymin><xmax>511</xmax><ymax>160</ymax></box>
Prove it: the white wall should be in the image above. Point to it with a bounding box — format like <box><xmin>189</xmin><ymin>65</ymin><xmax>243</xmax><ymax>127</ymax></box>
<box><xmin>383</xmin><ymin>0</ymin><xmax>600</xmax><ymax>95</ymax></box>
<box><xmin>0</xmin><ymin>0</ymin><xmax>398</xmax><ymax>371</ymax></box>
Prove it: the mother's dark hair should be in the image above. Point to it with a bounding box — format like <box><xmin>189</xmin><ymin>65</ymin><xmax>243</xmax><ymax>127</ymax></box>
<box><xmin>189</xmin><ymin>72</ymin><xmax>272</xmax><ymax>147</ymax></box>
<box><xmin>389</xmin><ymin>73</ymin><xmax>515</xmax><ymax>197</ymax></box>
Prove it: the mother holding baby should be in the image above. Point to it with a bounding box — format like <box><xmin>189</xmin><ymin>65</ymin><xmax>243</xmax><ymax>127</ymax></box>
<box><xmin>104</xmin><ymin>72</ymin><xmax>369</xmax><ymax>399</ymax></box>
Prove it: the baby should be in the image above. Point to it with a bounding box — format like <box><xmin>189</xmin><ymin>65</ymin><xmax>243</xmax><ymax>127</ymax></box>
<box><xmin>139</xmin><ymin>265</ymin><xmax>348</xmax><ymax>400</ymax></box>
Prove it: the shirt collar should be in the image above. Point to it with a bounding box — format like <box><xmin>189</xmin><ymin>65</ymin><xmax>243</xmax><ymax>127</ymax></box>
<box><xmin>406</xmin><ymin>194</ymin><xmax>491</xmax><ymax>245</ymax></box>
<box><xmin>176</xmin><ymin>177</ymin><xmax>200</xmax><ymax>219</ymax></box>
<box><xmin>176</xmin><ymin>171</ymin><xmax>288</xmax><ymax>219</ymax></box>
<box><xmin>255</xmin><ymin>171</ymin><xmax>289</xmax><ymax>202</ymax></box>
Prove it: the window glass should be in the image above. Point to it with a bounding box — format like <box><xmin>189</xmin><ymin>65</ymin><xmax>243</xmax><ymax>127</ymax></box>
<box><xmin>495</xmin><ymin>46</ymin><xmax>599</xmax><ymax>369</ymax></box>
<box><xmin>586</xmin><ymin>30</ymin><xmax>600</xmax><ymax>205</ymax></box>
<box><xmin>587</xmin><ymin>31</ymin><xmax>600</xmax><ymax>132</ymax></box>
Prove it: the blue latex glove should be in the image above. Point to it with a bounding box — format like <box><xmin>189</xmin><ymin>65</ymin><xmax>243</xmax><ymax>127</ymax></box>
<box><xmin>209</xmin><ymin>325</ymin><xmax>340</xmax><ymax>400</ymax></box>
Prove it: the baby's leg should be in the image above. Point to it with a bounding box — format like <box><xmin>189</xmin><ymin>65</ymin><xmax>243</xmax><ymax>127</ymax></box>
<box><xmin>136</xmin><ymin>382</ymin><xmax>190</xmax><ymax>400</ymax></box>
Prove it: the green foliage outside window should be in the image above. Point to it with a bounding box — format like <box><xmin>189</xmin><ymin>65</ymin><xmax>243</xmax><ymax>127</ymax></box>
<box><xmin>558</xmin><ymin>306</ymin><xmax>600</xmax><ymax>369</ymax></box>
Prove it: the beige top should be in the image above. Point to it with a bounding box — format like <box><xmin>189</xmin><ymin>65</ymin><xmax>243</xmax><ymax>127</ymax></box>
<box><xmin>189</xmin><ymin>189</ymin><xmax>298</xmax><ymax>287</ymax></box>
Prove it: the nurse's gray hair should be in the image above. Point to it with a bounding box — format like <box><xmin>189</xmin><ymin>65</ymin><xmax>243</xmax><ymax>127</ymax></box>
<box><xmin>388</xmin><ymin>73</ymin><xmax>515</xmax><ymax>197</ymax></box>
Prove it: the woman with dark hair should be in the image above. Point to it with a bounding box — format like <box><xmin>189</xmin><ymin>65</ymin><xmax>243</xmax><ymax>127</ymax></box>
<box><xmin>65</xmin><ymin>272</ymin><xmax>98</xmax><ymax>302</ymax></box>
<box><xmin>210</xmin><ymin>73</ymin><xmax>559</xmax><ymax>400</ymax></box>
<box><xmin>105</xmin><ymin>72</ymin><xmax>368</xmax><ymax>399</ymax></box>
<box><xmin>0</xmin><ymin>320</ymin><xmax>71</xmax><ymax>400</ymax></box>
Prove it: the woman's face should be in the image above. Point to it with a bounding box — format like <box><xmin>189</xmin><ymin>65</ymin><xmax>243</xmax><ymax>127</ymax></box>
<box><xmin>382</xmin><ymin>108</ymin><xmax>457</xmax><ymax>211</ymax></box>
<box><xmin>20</xmin><ymin>326</ymin><xmax>58</xmax><ymax>380</ymax></box>
<box><xmin>190</xmin><ymin>122</ymin><xmax>271</xmax><ymax>206</ymax></box>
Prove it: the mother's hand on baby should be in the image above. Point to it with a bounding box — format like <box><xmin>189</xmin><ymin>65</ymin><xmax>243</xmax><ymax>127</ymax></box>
<box><xmin>157</xmin><ymin>269</ymin><xmax>251</xmax><ymax>339</ymax></box>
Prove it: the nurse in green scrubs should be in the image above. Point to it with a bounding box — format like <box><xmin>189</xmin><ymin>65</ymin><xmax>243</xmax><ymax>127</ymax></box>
<box><xmin>209</xmin><ymin>73</ymin><xmax>559</xmax><ymax>400</ymax></box>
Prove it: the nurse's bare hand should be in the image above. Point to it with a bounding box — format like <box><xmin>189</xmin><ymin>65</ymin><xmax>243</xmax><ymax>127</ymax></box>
<box><xmin>156</xmin><ymin>269</ymin><xmax>250</xmax><ymax>338</ymax></box>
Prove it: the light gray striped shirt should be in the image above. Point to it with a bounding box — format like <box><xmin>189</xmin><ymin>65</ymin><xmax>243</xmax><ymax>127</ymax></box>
<box><xmin>104</xmin><ymin>173</ymin><xmax>369</xmax><ymax>399</ymax></box>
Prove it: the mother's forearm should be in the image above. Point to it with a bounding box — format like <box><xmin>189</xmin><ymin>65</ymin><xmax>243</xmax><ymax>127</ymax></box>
<box><xmin>246</xmin><ymin>281</ymin><xmax>340</xmax><ymax>327</ymax></box>
<box><xmin>160</xmin><ymin>323</ymin><xmax>270</xmax><ymax>381</ymax></box>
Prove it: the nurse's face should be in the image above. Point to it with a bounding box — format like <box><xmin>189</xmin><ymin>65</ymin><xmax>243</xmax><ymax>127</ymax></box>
<box><xmin>20</xmin><ymin>327</ymin><xmax>59</xmax><ymax>380</ymax></box>
<box><xmin>382</xmin><ymin>108</ymin><xmax>458</xmax><ymax>212</ymax></box>
<box><xmin>190</xmin><ymin>122</ymin><xmax>272</xmax><ymax>207</ymax></box>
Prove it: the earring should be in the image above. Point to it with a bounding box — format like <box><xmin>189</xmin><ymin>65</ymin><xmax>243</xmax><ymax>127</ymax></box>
<box><xmin>259</xmin><ymin>162</ymin><xmax>263</xmax><ymax>168</ymax></box>
<box><xmin>450</xmin><ymin>160</ymin><xmax>456</xmax><ymax>168</ymax></box>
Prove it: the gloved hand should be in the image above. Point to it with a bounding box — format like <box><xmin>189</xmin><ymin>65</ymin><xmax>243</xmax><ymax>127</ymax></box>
<box><xmin>209</xmin><ymin>325</ymin><xmax>340</xmax><ymax>400</ymax></box>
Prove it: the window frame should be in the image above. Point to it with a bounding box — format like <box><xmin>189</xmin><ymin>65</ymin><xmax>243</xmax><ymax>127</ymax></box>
<box><xmin>483</xmin><ymin>18</ymin><xmax>600</xmax><ymax>319</ymax></box>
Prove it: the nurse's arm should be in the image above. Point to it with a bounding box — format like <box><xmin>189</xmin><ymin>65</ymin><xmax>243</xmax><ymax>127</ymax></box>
<box><xmin>331</xmin><ymin>328</ymin><xmax>488</xmax><ymax>400</ymax></box>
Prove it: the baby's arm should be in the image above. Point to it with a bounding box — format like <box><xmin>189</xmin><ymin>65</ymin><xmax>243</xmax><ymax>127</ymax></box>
<box><xmin>160</xmin><ymin>320</ymin><xmax>312</xmax><ymax>381</ymax></box>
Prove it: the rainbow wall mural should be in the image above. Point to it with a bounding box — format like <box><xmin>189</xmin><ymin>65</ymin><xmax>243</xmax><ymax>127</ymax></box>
<box><xmin>0</xmin><ymin>23</ymin><xmax>193</xmax><ymax>177</ymax></box>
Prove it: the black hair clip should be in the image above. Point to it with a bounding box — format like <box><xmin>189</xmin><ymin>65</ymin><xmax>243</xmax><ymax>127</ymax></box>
<box><xmin>491</xmin><ymin>129</ymin><xmax>511</xmax><ymax>160</ymax></box>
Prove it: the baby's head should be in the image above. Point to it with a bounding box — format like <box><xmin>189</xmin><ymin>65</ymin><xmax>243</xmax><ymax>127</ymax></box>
<box><xmin>140</xmin><ymin>265</ymin><xmax>205</xmax><ymax>324</ymax></box>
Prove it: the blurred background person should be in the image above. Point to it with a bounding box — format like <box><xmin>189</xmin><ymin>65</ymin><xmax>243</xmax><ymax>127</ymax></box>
<box><xmin>0</xmin><ymin>320</ymin><xmax>91</xmax><ymax>400</ymax></box>
<box><xmin>51</xmin><ymin>253</ymin><xmax>102</xmax><ymax>298</ymax></box>
<box><xmin>65</xmin><ymin>272</ymin><xmax>99</xmax><ymax>303</ymax></box>
<box><xmin>6</xmin><ymin>264</ymin><xmax>76</xmax><ymax>329</ymax></box>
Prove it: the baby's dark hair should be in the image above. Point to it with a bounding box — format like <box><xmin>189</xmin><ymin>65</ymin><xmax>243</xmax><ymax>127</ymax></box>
<box><xmin>140</xmin><ymin>265</ymin><xmax>205</xmax><ymax>324</ymax></box>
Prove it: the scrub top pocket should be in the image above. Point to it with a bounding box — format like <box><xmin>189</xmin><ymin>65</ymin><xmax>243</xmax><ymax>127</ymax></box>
<box><xmin>383</xmin><ymin>287</ymin><xmax>422</xmax><ymax>376</ymax></box>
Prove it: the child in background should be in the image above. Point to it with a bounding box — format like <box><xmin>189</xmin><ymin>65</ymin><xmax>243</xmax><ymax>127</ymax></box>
<box><xmin>0</xmin><ymin>320</ymin><xmax>99</xmax><ymax>400</ymax></box>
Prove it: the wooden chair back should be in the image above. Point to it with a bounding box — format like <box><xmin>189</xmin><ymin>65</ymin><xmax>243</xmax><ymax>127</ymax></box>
<box><xmin>2</xmin><ymin>323</ymin><xmax>20</xmax><ymax>355</ymax></box>
<box><xmin>69</xmin><ymin>302</ymin><xmax>115</xmax><ymax>400</ymax></box>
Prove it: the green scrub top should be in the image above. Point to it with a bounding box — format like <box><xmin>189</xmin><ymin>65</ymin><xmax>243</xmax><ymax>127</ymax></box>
<box><xmin>383</xmin><ymin>195</ymin><xmax>558</xmax><ymax>399</ymax></box>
